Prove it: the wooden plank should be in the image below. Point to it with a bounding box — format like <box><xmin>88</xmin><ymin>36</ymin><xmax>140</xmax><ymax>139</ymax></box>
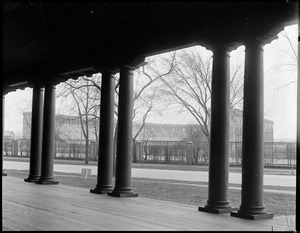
<box><xmin>2</xmin><ymin>176</ymin><xmax>295</xmax><ymax>231</ymax></box>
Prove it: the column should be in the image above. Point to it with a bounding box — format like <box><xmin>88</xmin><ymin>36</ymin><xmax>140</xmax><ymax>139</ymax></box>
<box><xmin>25</xmin><ymin>85</ymin><xmax>44</xmax><ymax>182</ymax></box>
<box><xmin>231</xmin><ymin>40</ymin><xmax>273</xmax><ymax>219</ymax></box>
<box><xmin>199</xmin><ymin>46</ymin><xmax>236</xmax><ymax>213</ymax></box>
<box><xmin>108</xmin><ymin>66</ymin><xmax>138</xmax><ymax>197</ymax></box>
<box><xmin>35</xmin><ymin>83</ymin><xmax>58</xmax><ymax>185</ymax></box>
<box><xmin>90</xmin><ymin>71</ymin><xmax>115</xmax><ymax>194</ymax></box>
<box><xmin>2</xmin><ymin>95</ymin><xmax>7</xmax><ymax>176</ymax></box>
<box><xmin>297</xmin><ymin>31</ymin><xmax>300</xmax><ymax>232</ymax></box>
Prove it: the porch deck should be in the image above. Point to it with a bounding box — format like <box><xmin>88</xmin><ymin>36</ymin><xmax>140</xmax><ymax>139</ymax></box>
<box><xmin>2</xmin><ymin>176</ymin><xmax>295</xmax><ymax>231</ymax></box>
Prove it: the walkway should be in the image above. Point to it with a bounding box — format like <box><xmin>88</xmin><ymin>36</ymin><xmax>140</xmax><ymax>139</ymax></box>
<box><xmin>3</xmin><ymin>160</ymin><xmax>296</xmax><ymax>187</ymax></box>
<box><xmin>2</xmin><ymin>176</ymin><xmax>295</xmax><ymax>231</ymax></box>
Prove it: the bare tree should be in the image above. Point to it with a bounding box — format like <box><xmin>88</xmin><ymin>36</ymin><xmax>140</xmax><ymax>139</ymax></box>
<box><xmin>57</xmin><ymin>76</ymin><xmax>101</xmax><ymax>164</ymax></box>
<box><xmin>56</xmin><ymin>59</ymin><xmax>175</xmax><ymax>171</ymax></box>
<box><xmin>265</xmin><ymin>27</ymin><xmax>297</xmax><ymax>90</ymax></box>
<box><xmin>263</xmin><ymin>26</ymin><xmax>297</xmax><ymax>127</ymax></box>
<box><xmin>183</xmin><ymin>125</ymin><xmax>208</xmax><ymax>164</ymax></box>
<box><xmin>230</xmin><ymin>48</ymin><xmax>245</xmax><ymax>110</ymax></box>
<box><xmin>131</xmin><ymin>57</ymin><xmax>176</xmax><ymax>162</ymax></box>
<box><xmin>158</xmin><ymin>46</ymin><xmax>244</xmax><ymax>143</ymax></box>
<box><xmin>140</xmin><ymin>127</ymin><xmax>155</xmax><ymax>162</ymax></box>
<box><xmin>276</xmin><ymin>29</ymin><xmax>297</xmax><ymax>89</ymax></box>
<box><xmin>132</xmin><ymin>88</ymin><xmax>156</xmax><ymax>163</ymax></box>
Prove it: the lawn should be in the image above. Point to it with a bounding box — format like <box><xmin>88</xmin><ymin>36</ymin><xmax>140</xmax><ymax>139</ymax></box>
<box><xmin>4</xmin><ymin>169</ymin><xmax>296</xmax><ymax>217</ymax></box>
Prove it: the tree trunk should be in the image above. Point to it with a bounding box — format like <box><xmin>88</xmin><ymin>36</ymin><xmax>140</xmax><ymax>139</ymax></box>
<box><xmin>85</xmin><ymin>138</ymin><xmax>89</xmax><ymax>164</ymax></box>
<box><xmin>132</xmin><ymin>139</ymin><xmax>137</xmax><ymax>163</ymax></box>
<box><xmin>144</xmin><ymin>142</ymin><xmax>148</xmax><ymax>160</ymax></box>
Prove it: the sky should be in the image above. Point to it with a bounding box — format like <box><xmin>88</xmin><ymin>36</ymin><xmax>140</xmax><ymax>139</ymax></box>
<box><xmin>4</xmin><ymin>24</ymin><xmax>298</xmax><ymax>141</ymax></box>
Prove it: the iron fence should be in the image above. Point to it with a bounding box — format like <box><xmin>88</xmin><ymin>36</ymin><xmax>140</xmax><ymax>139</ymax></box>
<box><xmin>3</xmin><ymin>138</ymin><xmax>296</xmax><ymax>167</ymax></box>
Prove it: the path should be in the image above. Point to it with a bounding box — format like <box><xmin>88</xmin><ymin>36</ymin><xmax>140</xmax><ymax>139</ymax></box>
<box><xmin>3</xmin><ymin>160</ymin><xmax>296</xmax><ymax>187</ymax></box>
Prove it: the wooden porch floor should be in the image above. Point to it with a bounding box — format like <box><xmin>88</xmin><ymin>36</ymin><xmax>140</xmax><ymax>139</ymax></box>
<box><xmin>2</xmin><ymin>176</ymin><xmax>295</xmax><ymax>231</ymax></box>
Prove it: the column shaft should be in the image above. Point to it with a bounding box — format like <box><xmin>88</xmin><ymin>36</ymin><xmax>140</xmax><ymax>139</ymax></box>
<box><xmin>199</xmin><ymin>47</ymin><xmax>236</xmax><ymax>213</ymax></box>
<box><xmin>231</xmin><ymin>41</ymin><xmax>273</xmax><ymax>219</ymax></box>
<box><xmin>25</xmin><ymin>85</ymin><xmax>44</xmax><ymax>182</ymax></box>
<box><xmin>108</xmin><ymin>67</ymin><xmax>138</xmax><ymax>197</ymax></box>
<box><xmin>91</xmin><ymin>71</ymin><xmax>115</xmax><ymax>194</ymax></box>
<box><xmin>2</xmin><ymin>95</ymin><xmax>7</xmax><ymax>176</ymax></box>
<box><xmin>36</xmin><ymin>83</ymin><xmax>58</xmax><ymax>185</ymax></box>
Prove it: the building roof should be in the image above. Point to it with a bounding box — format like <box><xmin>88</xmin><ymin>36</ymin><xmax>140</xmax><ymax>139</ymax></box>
<box><xmin>4</xmin><ymin>130</ymin><xmax>16</xmax><ymax>138</ymax></box>
<box><xmin>264</xmin><ymin>119</ymin><xmax>275</xmax><ymax>124</ymax></box>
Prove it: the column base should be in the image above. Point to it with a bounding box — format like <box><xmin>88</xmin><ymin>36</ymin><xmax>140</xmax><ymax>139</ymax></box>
<box><xmin>199</xmin><ymin>206</ymin><xmax>238</xmax><ymax>214</ymax></box>
<box><xmin>24</xmin><ymin>176</ymin><xmax>40</xmax><ymax>182</ymax></box>
<box><xmin>199</xmin><ymin>200</ymin><xmax>237</xmax><ymax>214</ymax></box>
<box><xmin>90</xmin><ymin>186</ymin><xmax>113</xmax><ymax>194</ymax></box>
<box><xmin>231</xmin><ymin>211</ymin><xmax>274</xmax><ymax>220</ymax></box>
<box><xmin>35</xmin><ymin>178</ymin><xmax>59</xmax><ymax>185</ymax></box>
<box><xmin>108</xmin><ymin>192</ymin><xmax>138</xmax><ymax>197</ymax></box>
<box><xmin>108</xmin><ymin>188</ymin><xmax>138</xmax><ymax>197</ymax></box>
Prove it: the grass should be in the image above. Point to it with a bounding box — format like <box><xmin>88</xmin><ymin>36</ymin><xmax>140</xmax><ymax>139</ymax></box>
<box><xmin>4</xmin><ymin>169</ymin><xmax>296</xmax><ymax>217</ymax></box>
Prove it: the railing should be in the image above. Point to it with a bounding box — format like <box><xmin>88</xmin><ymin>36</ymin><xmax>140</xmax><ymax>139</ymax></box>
<box><xmin>3</xmin><ymin>139</ymin><xmax>296</xmax><ymax>168</ymax></box>
<box><xmin>3</xmin><ymin>139</ymin><xmax>98</xmax><ymax>161</ymax></box>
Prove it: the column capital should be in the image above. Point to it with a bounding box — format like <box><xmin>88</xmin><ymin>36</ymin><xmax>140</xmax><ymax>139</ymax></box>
<box><xmin>206</xmin><ymin>41</ymin><xmax>242</xmax><ymax>54</ymax></box>
<box><xmin>122</xmin><ymin>56</ymin><xmax>147</xmax><ymax>70</ymax></box>
<box><xmin>100</xmin><ymin>72</ymin><xmax>116</xmax><ymax>81</ymax></box>
<box><xmin>244</xmin><ymin>38</ymin><xmax>265</xmax><ymax>50</ymax></box>
<box><xmin>212</xmin><ymin>44</ymin><xmax>230</xmax><ymax>52</ymax></box>
<box><xmin>244</xmin><ymin>32</ymin><xmax>281</xmax><ymax>47</ymax></box>
<box><xmin>121</xmin><ymin>65</ymin><xmax>135</xmax><ymax>73</ymax></box>
<box><xmin>99</xmin><ymin>67</ymin><xmax>119</xmax><ymax>75</ymax></box>
<box><xmin>43</xmin><ymin>82</ymin><xmax>57</xmax><ymax>88</ymax></box>
<box><xmin>211</xmin><ymin>46</ymin><xmax>231</xmax><ymax>57</ymax></box>
<box><xmin>3</xmin><ymin>89</ymin><xmax>10</xmax><ymax>96</ymax></box>
<box><xmin>30</xmin><ymin>82</ymin><xmax>45</xmax><ymax>89</ymax></box>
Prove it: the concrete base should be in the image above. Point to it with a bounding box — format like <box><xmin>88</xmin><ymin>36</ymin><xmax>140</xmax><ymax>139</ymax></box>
<box><xmin>199</xmin><ymin>206</ymin><xmax>238</xmax><ymax>214</ymax></box>
<box><xmin>90</xmin><ymin>187</ymin><xmax>113</xmax><ymax>194</ymax></box>
<box><xmin>35</xmin><ymin>179</ymin><xmax>59</xmax><ymax>185</ymax></box>
<box><xmin>231</xmin><ymin>211</ymin><xmax>274</xmax><ymax>220</ymax></box>
<box><xmin>108</xmin><ymin>192</ymin><xmax>138</xmax><ymax>198</ymax></box>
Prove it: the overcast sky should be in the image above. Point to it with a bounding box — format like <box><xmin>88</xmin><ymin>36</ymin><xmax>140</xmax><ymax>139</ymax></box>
<box><xmin>4</xmin><ymin>24</ymin><xmax>298</xmax><ymax>141</ymax></box>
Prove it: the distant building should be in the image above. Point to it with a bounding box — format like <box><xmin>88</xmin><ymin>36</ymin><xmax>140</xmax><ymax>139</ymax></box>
<box><xmin>263</xmin><ymin>119</ymin><xmax>275</xmax><ymax>142</ymax></box>
<box><xmin>133</xmin><ymin>123</ymin><xmax>203</xmax><ymax>142</ymax></box>
<box><xmin>4</xmin><ymin>130</ymin><xmax>16</xmax><ymax>140</ymax></box>
<box><xmin>23</xmin><ymin>108</ymin><xmax>274</xmax><ymax>142</ymax></box>
<box><xmin>23</xmin><ymin>112</ymin><xmax>99</xmax><ymax>141</ymax></box>
<box><xmin>55</xmin><ymin>114</ymin><xmax>100</xmax><ymax>142</ymax></box>
<box><xmin>22</xmin><ymin>112</ymin><xmax>32</xmax><ymax>139</ymax></box>
<box><xmin>229</xmin><ymin>109</ymin><xmax>274</xmax><ymax>142</ymax></box>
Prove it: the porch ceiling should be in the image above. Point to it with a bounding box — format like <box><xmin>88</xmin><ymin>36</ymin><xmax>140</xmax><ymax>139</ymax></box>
<box><xmin>3</xmin><ymin>1</ymin><xmax>298</xmax><ymax>93</ymax></box>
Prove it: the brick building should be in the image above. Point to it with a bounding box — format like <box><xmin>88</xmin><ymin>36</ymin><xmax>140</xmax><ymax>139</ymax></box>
<box><xmin>230</xmin><ymin>109</ymin><xmax>274</xmax><ymax>143</ymax></box>
<box><xmin>23</xmin><ymin>109</ymin><xmax>274</xmax><ymax>142</ymax></box>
